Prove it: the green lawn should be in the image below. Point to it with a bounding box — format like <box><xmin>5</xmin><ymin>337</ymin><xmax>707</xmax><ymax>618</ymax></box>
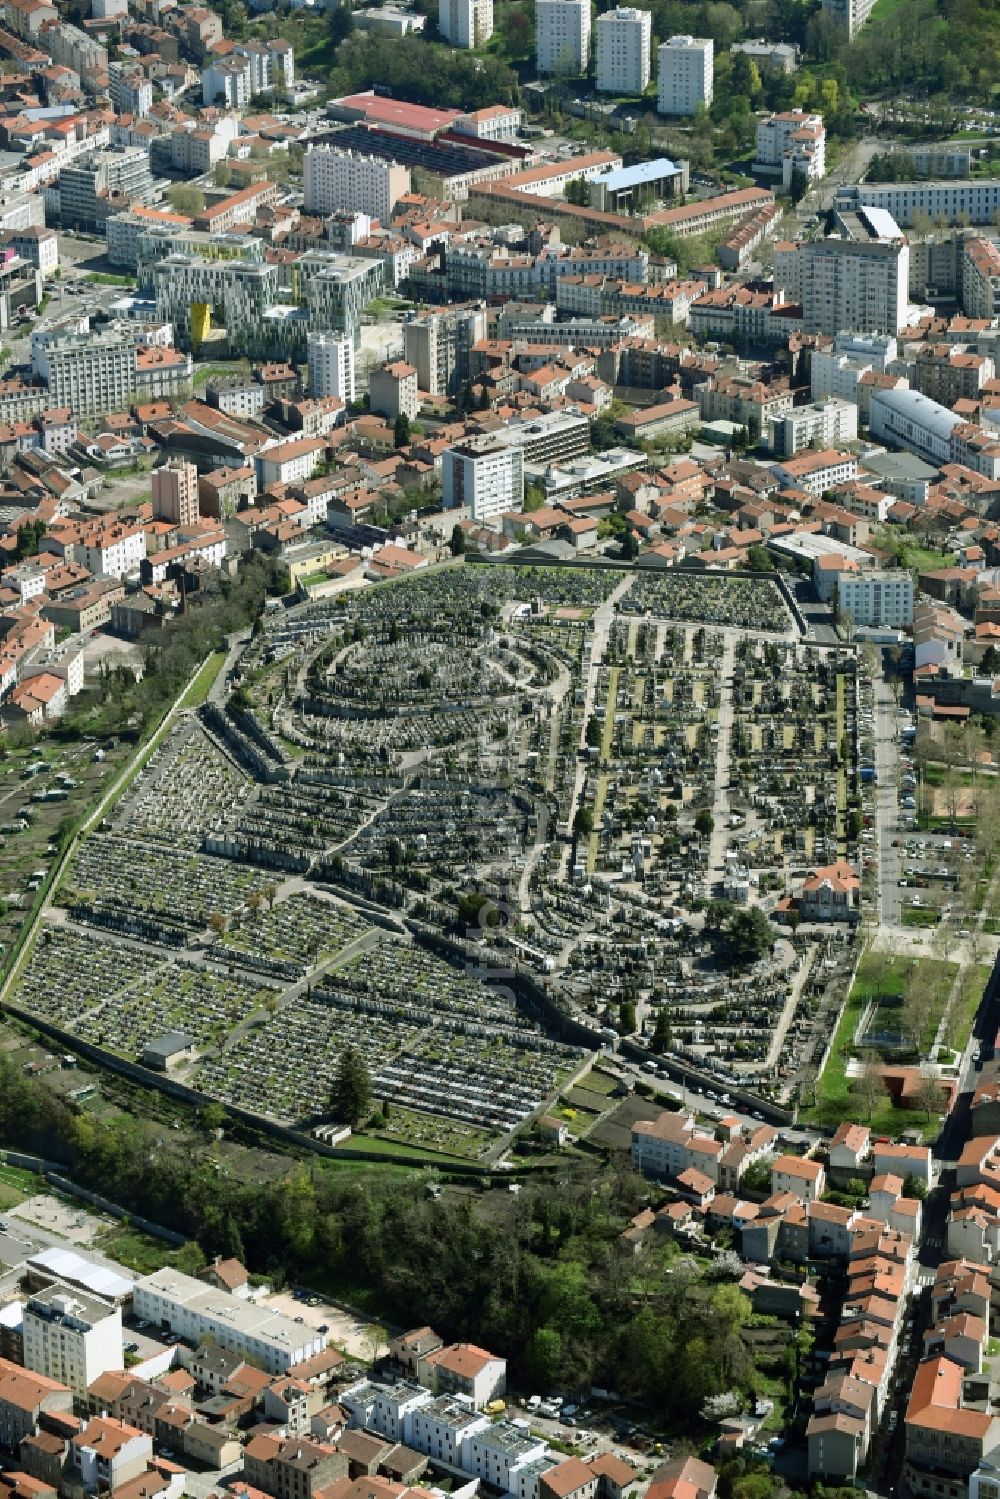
<box><xmin>902</xmin><ymin>906</ymin><xmax>941</xmax><ymax>927</ymax></box>
<box><xmin>193</xmin><ymin>362</ymin><xmax>250</xmax><ymax>389</ymax></box>
<box><xmin>950</xmin><ymin>964</ymin><xmax>993</xmax><ymax>1052</ymax></box>
<box><xmin>177</xmin><ymin>650</ymin><xmax>226</xmax><ymax>711</ymax></box>
<box><xmin>801</xmin><ymin>951</ymin><xmax>956</xmax><ymax>1132</ymax></box>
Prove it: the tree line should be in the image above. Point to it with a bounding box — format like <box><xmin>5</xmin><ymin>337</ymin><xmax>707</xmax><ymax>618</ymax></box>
<box><xmin>2</xmin><ymin>1054</ymin><xmax>768</xmax><ymax>1417</ymax></box>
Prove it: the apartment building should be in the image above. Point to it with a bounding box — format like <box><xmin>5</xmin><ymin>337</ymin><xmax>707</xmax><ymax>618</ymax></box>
<box><xmin>404</xmin><ymin>307</ymin><xmax>487</xmax><ymax>397</ymax></box>
<box><xmin>32</xmin><ymin>327</ymin><xmax>139</xmax><ymax>419</ymax></box>
<box><xmin>152</xmin><ymin>462</ymin><xmax>199</xmax><ymax>527</ymax></box>
<box><xmin>442</xmin><ymin>436</ymin><xmax>524</xmax><ymax>522</ymax></box>
<box><xmin>417</xmin><ymin>1345</ymin><xmax>507</xmax><ymax>1408</ymax></box>
<box><xmin>913</xmin><ymin>344</ymin><xmax>994</xmax><ymax>405</ymax></box>
<box><xmin>134</xmin><ymin>1269</ymin><xmax>324</xmax><ymax>1374</ymax></box>
<box><xmin>202</xmin><ymin>55</ymin><xmax>251</xmax><ymax>108</ymax></box>
<box><xmin>770</xmin><ymin>448</ymin><xmax>858</xmax><ymax>494</ymax></box>
<box><xmin>370</xmin><ymin>361</ymin><xmax>419</xmax><ymax>422</ymax></box>
<box><xmin>800</xmin><ymin>234</ymin><xmax>909</xmax><ymax>337</ymax></box>
<box><xmin>962</xmin><ymin>238</ymin><xmax>1000</xmax><ymax>320</ymax></box>
<box><xmin>304</xmin><ymin>146</ymin><xmax>411</xmax><ymax>221</ymax></box>
<box><xmin>836</xmin><ymin>180</ymin><xmax>1000</xmax><ymax>229</ymax></box>
<box><xmin>152</xmin><ymin>255</ymin><xmax>278</xmax><ymax>353</ymax></box>
<box><xmin>768</xmin><ymin>397</ymin><xmax>858</xmax><ymax>457</ymax></box>
<box><xmin>821</xmin><ymin>0</ymin><xmax>877</xmax><ymax>38</ymax></box>
<box><xmin>22</xmin><ymin>1284</ymin><xmax>123</xmax><ymax>1396</ymax></box>
<box><xmin>71</xmin><ymin>1418</ymin><xmax>152</xmax><ymax>1493</ymax></box>
<box><xmin>595</xmin><ymin>8</ymin><xmax>651</xmax><ymax>96</ymax></box>
<box><xmin>2</xmin><ymin>226</ymin><xmax>58</xmax><ymax>277</ymax></box>
<box><xmin>438</xmin><ymin>0</ymin><xmax>493</xmax><ymax>48</ymax></box>
<box><xmin>0</xmin><ymin>1358</ymin><xmax>73</xmax><ymax>1451</ymax></box>
<box><xmin>408</xmin><ymin>1397</ymin><xmax>490</xmax><ymax>1468</ymax></box>
<box><xmin>108</xmin><ymin>64</ymin><xmax>153</xmax><ymax>117</ymax></box>
<box><xmin>754</xmin><ymin>109</ymin><xmax>826</xmax><ymax>191</ymax></box>
<box><xmin>535</xmin><ymin>0</ymin><xmax>590</xmax><ymax>76</ymax></box>
<box><xmin>905</xmin><ymin>1356</ymin><xmax>1000</xmax><ymax>1499</ymax></box>
<box><xmin>731</xmin><ymin>38</ymin><xmax>798</xmax><ymax>75</ymax></box>
<box><xmin>836</xmin><ymin>569</ymin><xmax>914</xmax><ymax>628</ymax></box>
<box><xmin>256</xmin><ymin>437</ymin><xmax>326</xmax><ymax>488</ymax></box>
<box><xmin>308</xmin><ymin>331</ymin><xmax>356</xmax><ymax>403</ymax></box>
<box><xmin>57</xmin><ymin>147</ymin><xmax>154</xmax><ymax>233</ymax></box>
<box><xmin>657</xmin><ymin>36</ymin><xmax>713</xmax><ymax>117</ymax></box>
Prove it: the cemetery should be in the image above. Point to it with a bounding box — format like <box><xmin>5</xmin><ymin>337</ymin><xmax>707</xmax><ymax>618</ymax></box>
<box><xmin>14</xmin><ymin>560</ymin><xmax>878</xmax><ymax>1147</ymax></box>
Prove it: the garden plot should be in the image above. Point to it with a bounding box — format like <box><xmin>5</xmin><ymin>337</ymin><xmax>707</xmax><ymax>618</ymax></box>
<box><xmin>10</xmin><ymin>925</ymin><xmax>166</xmax><ymax>1028</ymax></box>
<box><xmin>223</xmin><ymin>891</ymin><xmax>372</xmax><ymax>979</ymax></box>
<box><xmin>113</xmin><ymin>718</ymin><xmax>252</xmax><ymax>848</ymax></box>
<box><xmin>618</xmin><ymin>572</ymin><xmax>793</xmax><ymax>632</ymax></box>
<box><xmin>59</xmin><ymin>836</ymin><xmax>271</xmax><ymax>932</ymax></box>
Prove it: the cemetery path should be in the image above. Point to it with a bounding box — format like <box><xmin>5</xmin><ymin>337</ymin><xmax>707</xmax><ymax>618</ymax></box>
<box><xmin>705</xmin><ymin>631</ymin><xmax>737</xmax><ymax>896</ymax></box>
<box><xmin>559</xmin><ymin>572</ymin><xmax>636</xmax><ymax>881</ymax></box>
<box><xmin>763</xmin><ymin>939</ymin><xmax>817</xmax><ymax>1072</ymax></box>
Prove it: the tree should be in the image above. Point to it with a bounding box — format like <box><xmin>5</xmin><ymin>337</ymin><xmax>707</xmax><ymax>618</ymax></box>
<box><xmin>394</xmin><ymin>412</ymin><xmax>411</xmax><ymax>448</ymax></box>
<box><xmin>248</xmin><ymin>892</ymin><xmax>262</xmax><ymax>920</ymax></box>
<box><xmin>854</xmin><ymin>1048</ymin><xmax>887</xmax><ymax>1122</ymax></box>
<box><xmin>199</xmin><ymin>1102</ymin><xmax>227</xmax><ymax>1136</ymax></box>
<box><xmin>745</xmin><ymin>544</ymin><xmax>773</xmax><ymax>572</ymax></box>
<box><xmin>564</xmin><ymin>177</ymin><xmax>590</xmax><ymax>206</ymax></box>
<box><xmin>726</xmin><ymin>908</ymin><xmax>774</xmax><ymax>968</ymax></box>
<box><xmin>694</xmin><ymin>808</ymin><xmax>715</xmax><ymax>837</ymax></box>
<box><xmin>361</xmin><ymin>1320</ymin><xmax>387</xmax><ymax>1364</ymax></box>
<box><xmin>585</xmin><ymin>716</ymin><xmax>602</xmax><ymax>749</ymax></box>
<box><xmin>620</xmin><ymin>1001</ymin><xmax>637</xmax><ymax>1035</ymax></box>
<box><xmin>208</xmin><ymin>911</ymin><xmax>226</xmax><ymax>940</ymax></box>
<box><xmin>167</xmin><ymin>184</ymin><xmax>205</xmax><ymax>216</ymax></box>
<box><xmin>263</xmin><ymin>884</ymin><xmax>277</xmax><ymax>910</ymax></box>
<box><xmin>449</xmin><ymin>524</ymin><xmax>466</xmax><ymax>556</ymax></box>
<box><xmin>652</xmin><ymin>1011</ymin><xmax>673</xmax><ymax>1053</ymax></box>
<box><xmin>573</xmin><ymin>805</ymin><xmax>594</xmax><ymax>839</ymax></box>
<box><xmin>914</xmin><ymin>1069</ymin><xmax>943</xmax><ymax>1123</ymax></box>
<box><xmin>329</xmin><ymin>1045</ymin><xmax>372</xmax><ymax>1127</ymax></box>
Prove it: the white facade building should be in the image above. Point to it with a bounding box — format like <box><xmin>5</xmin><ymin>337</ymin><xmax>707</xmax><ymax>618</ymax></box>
<box><xmin>32</xmin><ymin>326</ymin><xmax>138</xmax><ymax>420</ymax></box>
<box><xmin>308</xmin><ymin>331</ymin><xmax>356</xmax><ymax>403</ymax></box>
<box><xmin>754</xmin><ymin>110</ymin><xmax>826</xmax><ymax>191</ymax></box>
<box><xmin>535</xmin><ymin>0</ymin><xmax>590</xmax><ymax>75</ymax></box>
<box><xmin>22</xmin><ymin>1285</ymin><xmax>123</xmax><ymax>1396</ymax></box>
<box><xmin>836</xmin><ymin>569</ymin><xmax>914</xmax><ymax>628</ymax></box>
<box><xmin>657</xmin><ymin>36</ymin><xmax>713</xmax><ymax>117</ymax></box>
<box><xmin>439</xmin><ymin>0</ymin><xmax>493</xmax><ymax>47</ymax></box>
<box><xmin>595</xmin><ymin>8</ymin><xmax>651</xmax><ymax>96</ymax></box>
<box><xmin>821</xmin><ymin>0</ymin><xmax>877</xmax><ymax>39</ymax></box>
<box><xmin>133</xmin><ymin>1269</ymin><xmax>324</xmax><ymax>1374</ymax></box>
<box><xmin>304</xmin><ymin>146</ymin><xmax>411</xmax><ymax>222</ymax></box>
<box><xmin>868</xmin><ymin>386</ymin><xmax>960</xmax><ymax>466</ymax></box>
<box><xmin>442</xmin><ymin>437</ymin><xmax>524</xmax><ymax>522</ymax></box>
<box><xmin>769</xmin><ymin>397</ymin><xmax>858</xmax><ymax>457</ymax></box>
<box><xmin>409</xmin><ymin>1398</ymin><xmax>490</xmax><ymax>1469</ymax></box>
<box><xmin>835</xmin><ymin>180</ymin><xmax>1000</xmax><ymax>229</ymax></box>
<box><xmin>256</xmin><ymin>437</ymin><xmax>326</xmax><ymax>488</ymax></box>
